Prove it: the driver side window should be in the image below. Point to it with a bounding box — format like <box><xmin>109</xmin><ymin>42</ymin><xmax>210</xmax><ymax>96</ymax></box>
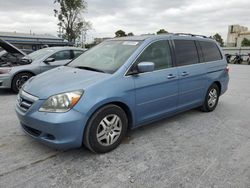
<box><xmin>135</xmin><ymin>40</ymin><xmax>172</xmax><ymax>70</ymax></box>
<box><xmin>50</xmin><ymin>50</ymin><xmax>71</xmax><ymax>61</ymax></box>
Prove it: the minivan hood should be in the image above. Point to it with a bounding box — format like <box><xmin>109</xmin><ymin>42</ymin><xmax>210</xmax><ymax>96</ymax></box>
<box><xmin>23</xmin><ymin>66</ymin><xmax>111</xmax><ymax>99</ymax></box>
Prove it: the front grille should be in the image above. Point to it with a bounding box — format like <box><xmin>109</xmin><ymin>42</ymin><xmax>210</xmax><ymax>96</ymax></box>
<box><xmin>22</xmin><ymin>124</ymin><xmax>41</xmax><ymax>137</ymax></box>
<box><xmin>17</xmin><ymin>90</ymin><xmax>38</xmax><ymax>112</ymax></box>
<box><xmin>19</xmin><ymin>97</ymin><xmax>33</xmax><ymax>111</ymax></box>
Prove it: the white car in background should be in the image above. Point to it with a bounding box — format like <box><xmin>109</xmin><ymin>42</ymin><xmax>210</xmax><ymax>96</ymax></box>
<box><xmin>0</xmin><ymin>41</ymin><xmax>85</xmax><ymax>92</ymax></box>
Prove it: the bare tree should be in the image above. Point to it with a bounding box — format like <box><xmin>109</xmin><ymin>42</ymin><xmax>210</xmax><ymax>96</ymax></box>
<box><xmin>54</xmin><ymin>0</ymin><xmax>91</xmax><ymax>44</ymax></box>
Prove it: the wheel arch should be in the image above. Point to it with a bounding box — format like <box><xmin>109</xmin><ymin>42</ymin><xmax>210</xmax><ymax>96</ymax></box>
<box><xmin>82</xmin><ymin>100</ymin><xmax>134</xmax><ymax>149</ymax></box>
<box><xmin>110</xmin><ymin>101</ymin><xmax>133</xmax><ymax>129</ymax></box>
<box><xmin>11</xmin><ymin>70</ymin><xmax>36</xmax><ymax>88</ymax></box>
<box><xmin>85</xmin><ymin>101</ymin><xmax>134</xmax><ymax>132</ymax></box>
<box><xmin>11</xmin><ymin>70</ymin><xmax>36</xmax><ymax>82</ymax></box>
<box><xmin>213</xmin><ymin>81</ymin><xmax>221</xmax><ymax>95</ymax></box>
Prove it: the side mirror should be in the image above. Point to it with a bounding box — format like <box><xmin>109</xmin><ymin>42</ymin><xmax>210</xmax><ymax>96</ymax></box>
<box><xmin>137</xmin><ymin>62</ymin><xmax>155</xmax><ymax>73</ymax></box>
<box><xmin>44</xmin><ymin>57</ymin><xmax>55</xmax><ymax>64</ymax></box>
<box><xmin>20</xmin><ymin>58</ymin><xmax>32</xmax><ymax>65</ymax></box>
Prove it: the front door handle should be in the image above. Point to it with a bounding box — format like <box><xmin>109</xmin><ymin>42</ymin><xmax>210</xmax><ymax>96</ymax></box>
<box><xmin>167</xmin><ymin>74</ymin><xmax>176</xmax><ymax>79</ymax></box>
<box><xmin>181</xmin><ymin>71</ymin><xmax>189</xmax><ymax>76</ymax></box>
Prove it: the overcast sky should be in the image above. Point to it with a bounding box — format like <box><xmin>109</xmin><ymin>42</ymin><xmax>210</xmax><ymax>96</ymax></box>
<box><xmin>0</xmin><ymin>0</ymin><xmax>249</xmax><ymax>42</ymax></box>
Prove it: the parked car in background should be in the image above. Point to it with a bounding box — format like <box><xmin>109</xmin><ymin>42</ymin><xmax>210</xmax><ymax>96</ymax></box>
<box><xmin>16</xmin><ymin>34</ymin><xmax>229</xmax><ymax>153</ymax></box>
<box><xmin>0</xmin><ymin>46</ymin><xmax>85</xmax><ymax>92</ymax></box>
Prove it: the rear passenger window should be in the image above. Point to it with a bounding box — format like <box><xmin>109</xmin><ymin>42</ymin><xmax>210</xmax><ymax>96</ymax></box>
<box><xmin>135</xmin><ymin>40</ymin><xmax>172</xmax><ymax>70</ymax></box>
<box><xmin>174</xmin><ymin>40</ymin><xmax>199</xmax><ymax>66</ymax></box>
<box><xmin>200</xmin><ymin>41</ymin><xmax>222</xmax><ymax>62</ymax></box>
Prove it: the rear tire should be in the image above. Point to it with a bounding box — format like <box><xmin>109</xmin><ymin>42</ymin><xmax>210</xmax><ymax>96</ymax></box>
<box><xmin>83</xmin><ymin>104</ymin><xmax>128</xmax><ymax>153</ymax></box>
<box><xmin>12</xmin><ymin>72</ymin><xmax>33</xmax><ymax>93</ymax></box>
<box><xmin>200</xmin><ymin>84</ymin><xmax>219</xmax><ymax>112</ymax></box>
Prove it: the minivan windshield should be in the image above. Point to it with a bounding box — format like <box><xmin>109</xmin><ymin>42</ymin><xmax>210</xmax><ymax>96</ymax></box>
<box><xmin>68</xmin><ymin>40</ymin><xmax>141</xmax><ymax>74</ymax></box>
<box><xmin>24</xmin><ymin>48</ymin><xmax>56</xmax><ymax>60</ymax></box>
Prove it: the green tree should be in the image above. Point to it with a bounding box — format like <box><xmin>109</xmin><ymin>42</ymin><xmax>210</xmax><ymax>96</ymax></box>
<box><xmin>241</xmin><ymin>38</ymin><xmax>250</xmax><ymax>47</ymax></box>
<box><xmin>156</xmin><ymin>29</ymin><xmax>168</xmax><ymax>35</ymax></box>
<box><xmin>212</xmin><ymin>33</ymin><xmax>224</xmax><ymax>47</ymax></box>
<box><xmin>127</xmin><ymin>32</ymin><xmax>134</xmax><ymax>36</ymax></box>
<box><xmin>115</xmin><ymin>30</ymin><xmax>127</xmax><ymax>37</ymax></box>
<box><xmin>54</xmin><ymin>0</ymin><xmax>91</xmax><ymax>43</ymax></box>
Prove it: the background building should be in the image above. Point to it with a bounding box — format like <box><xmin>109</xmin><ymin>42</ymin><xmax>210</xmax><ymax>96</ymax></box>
<box><xmin>226</xmin><ymin>25</ymin><xmax>250</xmax><ymax>47</ymax></box>
<box><xmin>0</xmin><ymin>31</ymin><xmax>73</xmax><ymax>52</ymax></box>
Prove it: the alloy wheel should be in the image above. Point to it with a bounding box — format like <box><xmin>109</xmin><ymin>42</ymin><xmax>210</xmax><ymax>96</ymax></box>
<box><xmin>16</xmin><ymin>75</ymin><xmax>29</xmax><ymax>90</ymax></box>
<box><xmin>96</xmin><ymin>114</ymin><xmax>122</xmax><ymax>146</ymax></box>
<box><xmin>208</xmin><ymin>88</ymin><xmax>218</xmax><ymax>108</ymax></box>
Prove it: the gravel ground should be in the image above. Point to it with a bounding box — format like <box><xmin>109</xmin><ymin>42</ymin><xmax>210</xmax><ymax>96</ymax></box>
<box><xmin>0</xmin><ymin>64</ymin><xmax>250</xmax><ymax>188</ymax></box>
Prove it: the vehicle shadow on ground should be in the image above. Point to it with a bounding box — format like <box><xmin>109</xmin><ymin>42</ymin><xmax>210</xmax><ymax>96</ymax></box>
<box><xmin>126</xmin><ymin>110</ymin><xmax>197</xmax><ymax>138</ymax></box>
<box><xmin>16</xmin><ymin>108</ymin><xmax>201</xmax><ymax>163</ymax></box>
<box><xmin>0</xmin><ymin>89</ymin><xmax>16</xmax><ymax>96</ymax></box>
<box><xmin>7</xmin><ymin>108</ymin><xmax>203</xmax><ymax>173</ymax></box>
<box><xmin>64</xmin><ymin>109</ymin><xmax>199</xmax><ymax>155</ymax></box>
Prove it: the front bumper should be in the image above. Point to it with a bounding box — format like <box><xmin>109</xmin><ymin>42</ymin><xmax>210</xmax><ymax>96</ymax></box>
<box><xmin>15</xmin><ymin>99</ymin><xmax>88</xmax><ymax>150</ymax></box>
<box><xmin>0</xmin><ymin>74</ymin><xmax>12</xmax><ymax>88</ymax></box>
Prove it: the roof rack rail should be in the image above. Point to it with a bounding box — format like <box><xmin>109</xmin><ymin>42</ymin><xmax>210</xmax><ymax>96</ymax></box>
<box><xmin>173</xmin><ymin>33</ymin><xmax>209</xmax><ymax>38</ymax></box>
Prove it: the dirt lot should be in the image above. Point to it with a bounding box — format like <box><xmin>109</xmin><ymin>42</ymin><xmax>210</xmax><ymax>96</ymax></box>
<box><xmin>0</xmin><ymin>64</ymin><xmax>250</xmax><ymax>188</ymax></box>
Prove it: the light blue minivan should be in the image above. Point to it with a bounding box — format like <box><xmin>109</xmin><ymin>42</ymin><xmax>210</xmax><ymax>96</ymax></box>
<box><xmin>16</xmin><ymin>34</ymin><xmax>229</xmax><ymax>153</ymax></box>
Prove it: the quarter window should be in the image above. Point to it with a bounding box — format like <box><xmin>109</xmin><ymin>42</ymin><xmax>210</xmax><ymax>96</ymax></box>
<box><xmin>174</xmin><ymin>40</ymin><xmax>199</xmax><ymax>66</ymax></box>
<box><xmin>135</xmin><ymin>40</ymin><xmax>172</xmax><ymax>70</ymax></box>
<box><xmin>199</xmin><ymin>41</ymin><xmax>222</xmax><ymax>62</ymax></box>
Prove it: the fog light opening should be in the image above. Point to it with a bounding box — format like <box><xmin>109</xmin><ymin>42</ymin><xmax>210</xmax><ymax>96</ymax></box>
<box><xmin>45</xmin><ymin>134</ymin><xmax>55</xmax><ymax>140</ymax></box>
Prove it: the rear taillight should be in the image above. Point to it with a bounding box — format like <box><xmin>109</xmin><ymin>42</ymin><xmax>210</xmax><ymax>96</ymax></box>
<box><xmin>225</xmin><ymin>65</ymin><xmax>229</xmax><ymax>73</ymax></box>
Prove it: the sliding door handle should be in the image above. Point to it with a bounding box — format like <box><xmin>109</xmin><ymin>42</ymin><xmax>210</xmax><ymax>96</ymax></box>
<box><xmin>167</xmin><ymin>74</ymin><xmax>176</xmax><ymax>79</ymax></box>
<box><xmin>181</xmin><ymin>72</ymin><xmax>189</xmax><ymax>76</ymax></box>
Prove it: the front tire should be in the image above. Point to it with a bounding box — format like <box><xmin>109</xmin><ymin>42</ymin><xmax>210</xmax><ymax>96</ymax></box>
<box><xmin>83</xmin><ymin>104</ymin><xmax>128</xmax><ymax>153</ymax></box>
<box><xmin>12</xmin><ymin>72</ymin><xmax>33</xmax><ymax>93</ymax></box>
<box><xmin>200</xmin><ymin>84</ymin><xmax>219</xmax><ymax>112</ymax></box>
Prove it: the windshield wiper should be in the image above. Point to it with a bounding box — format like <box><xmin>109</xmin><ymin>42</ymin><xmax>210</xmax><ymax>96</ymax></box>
<box><xmin>74</xmin><ymin>66</ymin><xmax>106</xmax><ymax>73</ymax></box>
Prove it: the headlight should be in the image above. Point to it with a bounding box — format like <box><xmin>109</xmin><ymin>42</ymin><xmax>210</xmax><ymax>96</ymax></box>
<box><xmin>0</xmin><ymin>68</ymin><xmax>11</xmax><ymax>74</ymax></box>
<box><xmin>39</xmin><ymin>90</ymin><xmax>83</xmax><ymax>113</ymax></box>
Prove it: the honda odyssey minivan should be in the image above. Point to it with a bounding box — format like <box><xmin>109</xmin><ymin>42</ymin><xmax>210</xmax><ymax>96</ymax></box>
<box><xmin>16</xmin><ymin>34</ymin><xmax>229</xmax><ymax>153</ymax></box>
